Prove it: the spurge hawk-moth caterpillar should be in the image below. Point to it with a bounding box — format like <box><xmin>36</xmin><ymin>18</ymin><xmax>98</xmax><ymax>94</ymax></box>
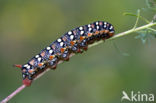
<box><xmin>15</xmin><ymin>21</ymin><xmax>115</xmax><ymax>86</ymax></box>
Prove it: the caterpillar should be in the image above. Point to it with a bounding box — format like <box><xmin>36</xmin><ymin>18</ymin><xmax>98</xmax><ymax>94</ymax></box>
<box><xmin>15</xmin><ymin>21</ymin><xmax>115</xmax><ymax>86</ymax></box>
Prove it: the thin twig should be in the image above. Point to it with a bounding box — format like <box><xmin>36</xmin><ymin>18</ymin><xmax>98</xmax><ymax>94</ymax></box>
<box><xmin>1</xmin><ymin>21</ymin><xmax>156</xmax><ymax>103</ymax></box>
<box><xmin>0</xmin><ymin>85</ymin><xmax>26</xmax><ymax>103</ymax></box>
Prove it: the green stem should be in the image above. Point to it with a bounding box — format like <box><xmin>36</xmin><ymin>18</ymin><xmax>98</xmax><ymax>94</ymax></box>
<box><xmin>133</xmin><ymin>9</ymin><xmax>140</xmax><ymax>29</ymax></box>
<box><xmin>148</xmin><ymin>27</ymin><xmax>156</xmax><ymax>32</ymax></box>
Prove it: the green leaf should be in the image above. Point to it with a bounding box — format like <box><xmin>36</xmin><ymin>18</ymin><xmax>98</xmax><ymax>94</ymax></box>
<box><xmin>135</xmin><ymin>28</ymin><xmax>156</xmax><ymax>44</ymax></box>
<box><xmin>123</xmin><ymin>12</ymin><xmax>150</xmax><ymax>23</ymax></box>
<box><xmin>153</xmin><ymin>14</ymin><xmax>156</xmax><ymax>22</ymax></box>
<box><xmin>146</xmin><ymin>0</ymin><xmax>156</xmax><ymax>9</ymax></box>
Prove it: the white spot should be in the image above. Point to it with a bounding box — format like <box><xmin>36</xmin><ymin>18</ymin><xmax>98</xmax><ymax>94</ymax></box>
<box><xmin>38</xmin><ymin>57</ymin><xmax>41</xmax><ymax>62</ymax></box>
<box><xmin>57</xmin><ymin>38</ymin><xmax>61</xmax><ymax>42</ymax></box>
<box><xmin>104</xmin><ymin>22</ymin><xmax>107</xmax><ymax>25</ymax></box>
<box><xmin>35</xmin><ymin>55</ymin><xmax>39</xmax><ymax>58</ymax></box>
<box><xmin>96</xmin><ymin>22</ymin><xmax>99</xmax><ymax>25</ymax></box>
<box><xmin>80</xmin><ymin>31</ymin><xmax>84</xmax><ymax>35</ymax></box>
<box><xmin>96</xmin><ymin>26</ymin><xmax>99</xmax><ymax>30</ymax></box>
<box><xmin>49</xmin><ymin>50</ymin><xmax>53</xmax><ymax>54</ymax></box>
<box><xmin>27</xmin><ymin>65</ymin><xmax>30</xmax><ymax>69</ymax></box>
<box><xmin>23</xmin><ymin>74</ymin><xmax>25</xmax><ymax>78</ymax></box>
<box><xmin>68</xmin><ymin>31</ymin><xmax>72</xmax><ymax>35</ymax></box>
<box><xmin>79</xmin><ymin>27</ymin><xmax>83</xmax><ymax>30</ymax></box>
<box><xmin>60</xmin><ymin>42</ymin><xmax>64</xmax><ymax>46</ymax></box>
<box><xmin>104</xmin><ymin>25</ymin><xmax>106</xmax><ymax>28</ymax></box>
<box><xmin>24</xmin><ymin>64</ymin><xmax>28</xmax><ymax>67</ymax></box>
<box><xmin>89</xmin><ymin>28</ymin><xmax>92</xmax><ymax>31</ymax></box>
<box><xmin>88</xmin><ymin>24</ymin><xmax>91</xmax><ymax>27</ymax></box>
<box><xmin>47</xmin><ymin>47</ymin><xmax>51</xmax><ymax>50</ymax></box>
<box><xmin>109</xmin><ymin>26</ymin><xmax>113</xmax><ymax>30</ymax></box>
<box><xmin>70</xmin><ymin>35</ymin><xmax>74</xmax><ymax>40</ymax></box>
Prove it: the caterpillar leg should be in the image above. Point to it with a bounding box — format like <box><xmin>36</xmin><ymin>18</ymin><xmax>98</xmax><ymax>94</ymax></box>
<box><xmin>51</xmin><ymin>64</ymin><xmax>57</xmax><ymax>69</ymax></box>
<box><xmin>49</xmin><ymin>57</ymin><xmax>58</xmax><ymax>69</ymax></box>
<box><xmin>71</xmin><ymin>45</ymin><xmax>83</xmax><ymax>53</ymax></box>
<box><xmin>77</xmin><ymin>48</ymin><xmax>83</xmax><ymax>53</ymax></box>
<box><xmin>71</xmin><ymin>44</ymin><xmax>83</xmax><ymax>53</ymax></box>
<box><xmin>82</xmin><ymin>46</ymin><xmax>88</xmax><ymax>51</ymax></box>
<box><xmin>101</xmin><ymin>30</ymin><xmax>113</xmax><ymax>40</ymax></box>
<box><xmin>95</xmin><ymin>34</ymin><xmax>101</xmax><ymax>41</ymax></box>
<box><xmin>79</xmin><ymin>39</ymin><xmax>88</xmax><ymax>51</ymax></box>
<box><xmin>61</xmin><ymin>50</ymin><xmax>70</xmax><ymax>61</ymax></box>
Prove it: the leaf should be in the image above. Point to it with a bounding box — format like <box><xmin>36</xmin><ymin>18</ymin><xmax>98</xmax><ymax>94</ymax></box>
<box><xmin>135</xmin><ymin>28</ymin><xmax>156</xmax><ymax>44</ymax></box>
<box><xmin>153</xmin><ymin>14</ymin><xmax>156</xmax><ymax>22</ymax></box>
<box><xmin>146</xmin><ymin>0</ymin><xmax>156</xmax><ymax>8</ymax></box>
<box><xmin>123</xmin><ymin>12</ymin><xmax>150</xmax><ymax>23</ymax></box>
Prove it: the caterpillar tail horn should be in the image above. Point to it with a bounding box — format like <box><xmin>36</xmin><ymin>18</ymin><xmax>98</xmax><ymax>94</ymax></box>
<box><xmin>14</xmin><ymin>64</ymin><xmax>22</xmax><ymax>69</ymax></box>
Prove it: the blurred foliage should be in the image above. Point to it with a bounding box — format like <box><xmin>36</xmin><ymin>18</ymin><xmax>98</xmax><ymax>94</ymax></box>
<box><xmin>123</xmin><ymin>5</ymin><xmax>156</xmax><ymax>45</ymax></box>
<box><xmin>136</xmin><ymin>28</ymin><xmax>156</xmax><ymax>44</ymax></box>
<box><xmin>146</xmin><ymin>0</ymin><xmax>156</xmax><ymax>10</ymax></box>
<box><xmin>0</xmin><ymin>0</ymin><xmax>156</xmax><ymax>103</ymax></box>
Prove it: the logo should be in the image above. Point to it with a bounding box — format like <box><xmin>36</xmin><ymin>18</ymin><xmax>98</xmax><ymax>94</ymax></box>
<box><xmin>121</xmin><ymin>91</ymin><xmax>154</xmax><ymax>102</ymax></box>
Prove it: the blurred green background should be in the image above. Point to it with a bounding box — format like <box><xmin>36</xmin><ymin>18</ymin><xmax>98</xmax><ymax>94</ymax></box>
<box><xmin>0</xmin><ymin>0</ymin><xmax>156</xmax><ymax>103</ymax></box>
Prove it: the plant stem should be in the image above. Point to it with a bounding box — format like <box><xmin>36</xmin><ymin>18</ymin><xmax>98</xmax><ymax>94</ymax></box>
<box><xmin>1</xmin><ymin>21</ymin><xmax>156</xmax><ymax>103</ymax></box>
<box><xmin>0</xmin><ymin>85</ymin><xmax>26</xmax><ymax>103</ymax></box>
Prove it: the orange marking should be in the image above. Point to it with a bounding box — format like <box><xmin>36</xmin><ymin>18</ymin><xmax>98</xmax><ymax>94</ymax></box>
<box><xmin>87</xmin><ymin>33</ymin><xmax>92</xmax><ymax>37</ymax></box>
<box><xmin>100</xmin><ymin>30</ymin><xmax>105</xmax><ymax>34</ymax></box>
<box><xmin>28</xmin><ymin>69</ymin><xmax>34</xmax><ymax>74</ymax></box>
<box><xmin>70</xmin><ymin>41</ymin><xmax>75</xmax><ymax>46</ymax></box>
<box><xmin>60</xmin><ymin>48</ymin><xmax>65</xmax><ymax>53</ymax></box>
<box><xmin>104</xmin><ymin>30</ymin><xmax>109</xmax><ymax>34</ymax></box>
<box><xmin>80</xmin><ymin>36</ymin><xmax>85</xmax><ymax>41</ymax></box>
<box><xmin>49</xmin><ymin>55</ymin><xmax>54</xmax><ymax>60</ymax></box>
<box><xmin>40</xmin><ymin>51</ymin><xmax>45</xmax><ymax>57</ymax></box>
<box><xmin>38</xmin><ymin>63</ymin><xmax>43</xmax><ymax>67</ymax></box>
<box><xmin>29</xmin><ymin>59</ymin><xmax>35</xmax><ymax>65</ymax></box>
<box><xmin>95</xmin><ymin>31</ymin><xmax>99</xmax><ymax>35</ymax></box>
